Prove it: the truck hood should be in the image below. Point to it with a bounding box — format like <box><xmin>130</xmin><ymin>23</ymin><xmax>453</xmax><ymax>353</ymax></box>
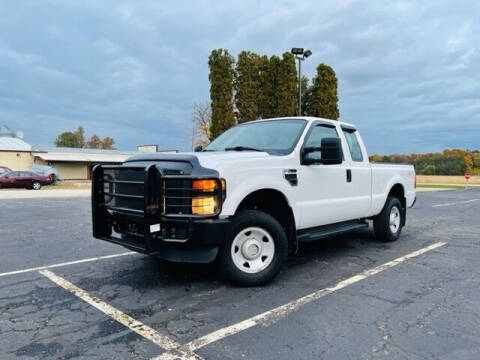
<box><xmin>194</xmin><ymin>151</ymin><xmax>270</xmax><ymax>168</ymax></box>
<box><xmin>124</xmin><ymin>151</ymin><xmax>270</xmax><ymax>175</ymax></box>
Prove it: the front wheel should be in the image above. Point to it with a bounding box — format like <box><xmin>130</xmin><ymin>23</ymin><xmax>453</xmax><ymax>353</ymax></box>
<box><xmin>374</xmin><ymin>196</ymin><xmax>404</xmax><ymax>242</ymax></box>
<box><xmin>217</xmin><ymin>210</ymin><xmax>288</xmax><ymax>286</ymax></box>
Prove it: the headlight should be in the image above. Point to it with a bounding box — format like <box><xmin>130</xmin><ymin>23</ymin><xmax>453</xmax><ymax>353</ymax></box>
<box><xmin>192</xmin><ymin>196</ymin><xmax>218</xmax><ymax>215</ymax></box>
<box><xmin>190</xmin><ymin>178</ymin><xmax>225</xmax><ymax>215</ymax></box>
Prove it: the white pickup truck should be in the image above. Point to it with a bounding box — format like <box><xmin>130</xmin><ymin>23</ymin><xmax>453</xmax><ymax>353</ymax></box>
<box><xmin>92</xmin><ymin>117</ymin><xmax>416</xmax><ymax>285</ymax></box>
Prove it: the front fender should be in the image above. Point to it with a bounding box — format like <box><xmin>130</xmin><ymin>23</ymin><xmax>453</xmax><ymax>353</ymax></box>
<box><xmin>220</xmin><ymin>175</ymin><xmax>295</xmax><ymax>218</ymax></box>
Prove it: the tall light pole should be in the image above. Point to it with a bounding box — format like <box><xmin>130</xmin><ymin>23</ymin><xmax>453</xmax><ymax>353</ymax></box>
<box><xmin>291</xmin><ymin>48</ymin><xmax>312</xmax><ymax>116</ymax></box>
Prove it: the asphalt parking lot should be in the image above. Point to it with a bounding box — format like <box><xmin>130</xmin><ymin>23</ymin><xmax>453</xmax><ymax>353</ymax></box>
<box><xmin>1</xmin><ymin>189</ymin><xmax>480</xmax><ymax>359</ymax></box>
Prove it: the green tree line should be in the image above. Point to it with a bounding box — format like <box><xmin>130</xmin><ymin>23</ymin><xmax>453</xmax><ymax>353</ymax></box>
<box><xmin>54</xmin><ymin>126</ymin><xmax>116</xmax><ymax>149</ymax></box>
<box><xmin>370</xmin><ymin>149</ymin><xmax>480</xmax><ymax>176</ymax></box>
<box><xmin>206</xmin><ymin>48</ymin><xmax>339</xmax><ymax>141</ymax></box>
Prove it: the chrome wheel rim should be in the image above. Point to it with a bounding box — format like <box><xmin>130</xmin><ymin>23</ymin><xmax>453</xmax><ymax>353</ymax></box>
<box><xmin>389</xmin><ymin>206</ymin><xmax>401</xmax><ymax>233</ymax></box>
<box><xmin>231</xmin><ymin>227</ymin><xmax>275</xmax><ymax>274</ymax></box>
<box><xmin>33</xmin><ymin>182</ymin><xmax>40</xmax><ymax>190</ymax></box>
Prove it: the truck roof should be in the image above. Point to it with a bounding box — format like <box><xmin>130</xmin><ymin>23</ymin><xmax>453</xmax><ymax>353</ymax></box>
<box><xmin>248</xmin><ymin>116</ymin><xmax>356</xmax><ymax>129</ymax></box>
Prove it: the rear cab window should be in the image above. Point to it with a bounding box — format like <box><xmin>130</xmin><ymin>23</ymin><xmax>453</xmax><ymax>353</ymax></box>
<box><xmin>342</xmin><ymin>127</ymin><xmax>364</xmax><ymax>162</ymax></box>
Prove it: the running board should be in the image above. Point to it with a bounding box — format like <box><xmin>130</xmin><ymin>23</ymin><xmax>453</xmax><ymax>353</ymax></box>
<box><xmin>297</xmin><ymin>220</ymin><xmax>369</xmax><ymax>242</ymax></box>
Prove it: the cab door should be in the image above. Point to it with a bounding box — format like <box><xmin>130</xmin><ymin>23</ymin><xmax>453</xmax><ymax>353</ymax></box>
<box><xmin>340</xmin><ymin>127</ymin><xmax>372</xmax><ymax>219</ymax></box>
<box><xmin>296</xmin><ymin>122</ymin><xmax>352</xmax><ymax>229</ymax></box>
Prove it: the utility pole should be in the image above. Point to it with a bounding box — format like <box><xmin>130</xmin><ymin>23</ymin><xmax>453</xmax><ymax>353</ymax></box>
<box><xmin>291</xmin><ymin>48</ymin><xmax>312</xmax><ymax>116</ymax></box>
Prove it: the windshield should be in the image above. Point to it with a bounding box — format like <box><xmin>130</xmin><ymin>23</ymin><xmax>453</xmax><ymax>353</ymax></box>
<box><xmin>204</xmin><ymin>119</ymin><xmax>306</xmax><ymax>154</ymax></box>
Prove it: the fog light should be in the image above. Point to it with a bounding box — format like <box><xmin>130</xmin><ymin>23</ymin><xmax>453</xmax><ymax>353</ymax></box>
<box><xmin>192</xmin><ymin>196</ymin><xmax>217</xmax><ymax>215</ymax></box>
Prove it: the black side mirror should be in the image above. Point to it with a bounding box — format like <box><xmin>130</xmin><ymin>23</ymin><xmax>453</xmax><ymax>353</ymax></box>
<box><xmin>320</xmin><ymin>137</ymin><xmax>343</xmax><ymax>165</ymax></box>
<box><xmin>301</xmin><ymin>146</ymin><xmax>322</xmax><ymax>165</ymax></box>
<box><xmin>301</xmin><ymin>137</ymin><xmax>343</xmax><ymax>165</ymax></box>
<box><xmin>194</xmin><ymin>145</ymin><xmax>203</xmax><ymax>152</ymax></box>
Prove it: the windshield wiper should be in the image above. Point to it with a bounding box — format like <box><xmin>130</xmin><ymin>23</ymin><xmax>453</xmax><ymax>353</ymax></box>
<box><xmin>224</xmin><ymin>146</ymin><xmax>264</xmax><ymax>152</ymax></box>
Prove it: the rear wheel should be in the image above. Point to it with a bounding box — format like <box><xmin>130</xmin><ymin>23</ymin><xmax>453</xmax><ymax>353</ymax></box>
<box><xmin>32</xmin><ymin>181</ymin><xmax>42</xmax><ymax>190</ymax></box>
<box><xmin>374</xmin><ymin>196</ymin><xmax>403</xmax><ymax>242</ymax></box>
<box><xmin>217</xmin><ymin>210</ymin><xmax>288</xmax><ymax>286</ymax></box>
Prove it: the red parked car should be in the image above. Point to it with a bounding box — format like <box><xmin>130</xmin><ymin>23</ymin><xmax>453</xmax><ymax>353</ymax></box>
<box><xmin>0</xmin><ymin>171</ymin><xmax>51</xmax><ymax>190</ymax></box>
<box><xmin>0</xmin><ymin>166</ymin><xmax>11</xmax><ymax>176</ymax></box>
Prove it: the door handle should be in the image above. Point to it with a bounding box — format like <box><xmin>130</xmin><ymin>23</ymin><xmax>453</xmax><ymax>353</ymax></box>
<box><xmin>346</xmin><ymin>169</ymin><xmax>352</xmax><ymax>182</ymax></box>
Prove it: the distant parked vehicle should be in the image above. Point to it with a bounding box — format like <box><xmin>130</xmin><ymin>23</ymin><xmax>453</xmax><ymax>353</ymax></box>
<box><xmin>29</xmin><ymin>165</ymin><xmax>60</xmax><ymax>183</ymax></box>
<box><xmin>0</xmin><ymin>166</ymin><xmax>12</xmax><ymax>176</ymax></box>
<box><xmin>0</xmin><ymin>171</ymin><xmax>51</xmax><ymax>190</ymax></box>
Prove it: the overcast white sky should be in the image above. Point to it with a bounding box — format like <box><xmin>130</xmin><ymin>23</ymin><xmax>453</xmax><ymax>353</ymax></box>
<box><xmin>0</xmin><ymin>0</ymin><xmax>478</xmax><ymax>154</ymax></box>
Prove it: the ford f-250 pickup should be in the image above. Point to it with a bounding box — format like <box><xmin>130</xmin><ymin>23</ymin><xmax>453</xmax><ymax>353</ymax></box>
<box><xmin>92</xmin><ymin>117</ymin><xmax>416</xmax><ymax>285</ymax></box>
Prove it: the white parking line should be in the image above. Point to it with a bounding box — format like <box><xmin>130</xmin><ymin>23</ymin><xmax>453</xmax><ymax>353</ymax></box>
<box><xmin>39</xmin><ymin>269</ymin><xmax>187</xmax><ymax>354</ymax></box>
<box><xmin>153</xmin><ymin>242</ymin><xmax>446</xmax><ymax>360</ymax></box>
<box><xmin>0</xmin><ymin>252</ymin><xmax>136</xmax><ymax>278</ymax></box>
<box><xmin>432</xmin><ymin>198</ymin><xmax>480</xmax><ymax>207</ymax></box>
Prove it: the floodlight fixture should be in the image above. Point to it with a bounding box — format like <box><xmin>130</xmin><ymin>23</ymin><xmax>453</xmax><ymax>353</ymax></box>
<box><xmin>291</xmin><ymin>48</ymin><xmax>304</xmax><ymax>55</ymax></box>
<box><xmin>303</xmin><ymin>49</ymin><xmax>312</xmax><ymax>58</ymax></box>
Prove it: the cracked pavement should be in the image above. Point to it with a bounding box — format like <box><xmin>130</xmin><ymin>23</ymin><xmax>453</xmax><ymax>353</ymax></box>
<box><xmin>1</xmin><ymin>189</ymin><xmax>479</xmax><ymax>359</ymax></box>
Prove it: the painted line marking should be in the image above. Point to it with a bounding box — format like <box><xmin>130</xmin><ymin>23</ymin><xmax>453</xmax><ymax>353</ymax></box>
<box><xmin>0</xmin><ymin>251</ymin><xmax>136</xmax><ymax>278</ymax></box>
<box><xmin>153</xmin><ymin>242</ymin><xmax>446</xmax><ymax>359</ymax></box>
<box><xmin>39</xmin><ymin>269</ymin><xmax>194</xmax><ymax>356</ymax></box>
<box><xmin>432</xmin><ymin>198</ymin><xmax>480</xmax><ymax>208</ymax></box>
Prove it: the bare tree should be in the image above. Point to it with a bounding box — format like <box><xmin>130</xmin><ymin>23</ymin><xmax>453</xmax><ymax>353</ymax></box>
<box><xmin>191</xmin><ymin>102</ymin><xmax>212</xmax><ymax>149</ymax></box>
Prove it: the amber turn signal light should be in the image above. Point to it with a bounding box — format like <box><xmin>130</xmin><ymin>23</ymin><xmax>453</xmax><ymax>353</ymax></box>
<box><xmin>192</xmin><ymin>179</ymin><xmax>218</xmax><ymax>192</ymax></box>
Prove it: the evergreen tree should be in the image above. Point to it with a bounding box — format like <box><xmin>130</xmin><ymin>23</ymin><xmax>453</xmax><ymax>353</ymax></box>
<box><xmin>235</xmin><ymin>51</ymin><xmax>262</xmax><ymax>123</ymax></box>
<box><xmin>208</xmin><ymin>49</ymin><xmax>235</xmax><ymax>139</ymax></box>
<box><xmin>260</xmin><ymin>55</ymin><xmax>281</xmax><ymax>119</ymax></box>
<box><xmin>257</xmin><ymin>53</ymin><xmax>297</xmax><ymax>119</ymax></box>
<box><xmin>308</xmin><ymin>63</ymin><xmax>339</xmax><ymax>120</ymax></box>
<box><xmin>299</xmin><ymin>75</ymin><xmax>311</xmax><ymax>116</ymax></box>
<box><xmin>276</xmin><ymin>52</ymin><xmax>297</xmax><ymax>117</ymax></box>
<box><xmin>257</xmin><ymin>55</ymin><xmax>270</xmax><ymax>119</ymax></box>
<box><xmin>74</xmin><ymin>126</ymin><xmax>85</xmax><ymax>147</ymax></box>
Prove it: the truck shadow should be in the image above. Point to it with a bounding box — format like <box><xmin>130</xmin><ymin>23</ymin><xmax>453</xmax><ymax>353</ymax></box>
<box><xmin>117</xmin><ymin>227</ymin><xmax>379</xmax><ymax>287</ymax></box>
<box><xmin>75</xmin><ymin>227</ymin><xmax>384</xmax><ymax>294</ymax></box>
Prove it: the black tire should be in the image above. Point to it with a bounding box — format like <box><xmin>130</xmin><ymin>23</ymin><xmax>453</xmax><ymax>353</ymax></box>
<box><xmin>373</xmin><ymin>196</ymin><xmax>403</xmax><ymax>242</ymax></box>
<box><xmin>217</xmin><ymin>210</ymin><xmax>288</xmax><ymax>286</ymax></box>
<box><xmin>32</xmin><ymin>181</ymin><xmax>42</xmax><ymax>190</ymax></box>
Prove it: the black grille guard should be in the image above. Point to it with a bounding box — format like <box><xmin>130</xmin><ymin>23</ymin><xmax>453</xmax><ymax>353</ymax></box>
<box><xmin>91</xmin><ymin>164</ymin><xmax>223</xmax><ymax>252</ymax></box>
